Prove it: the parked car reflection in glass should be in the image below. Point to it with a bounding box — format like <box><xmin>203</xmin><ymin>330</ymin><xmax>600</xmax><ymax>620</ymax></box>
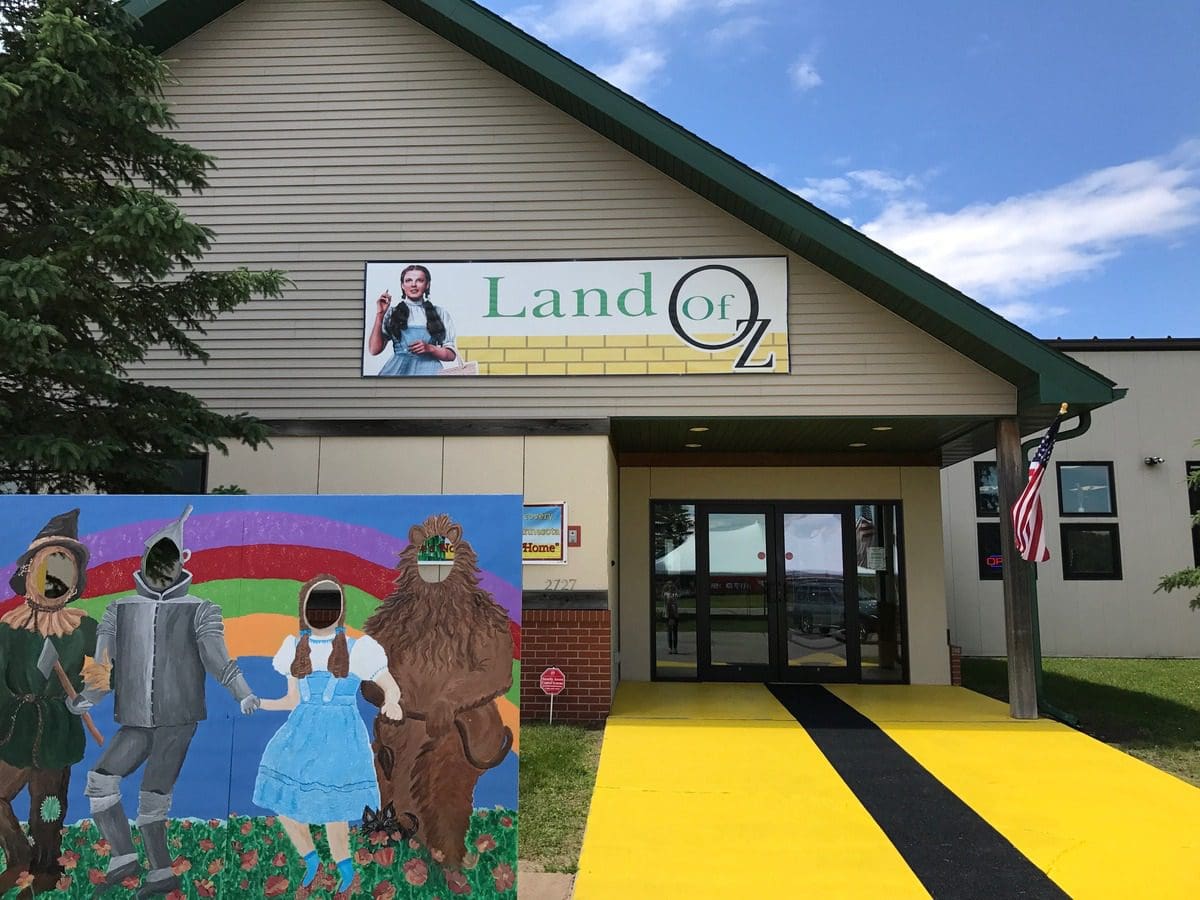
<box><xmin>785</xmin><ymin>573</ymin><xmax>879</xmax><ymax>643</ymax></box>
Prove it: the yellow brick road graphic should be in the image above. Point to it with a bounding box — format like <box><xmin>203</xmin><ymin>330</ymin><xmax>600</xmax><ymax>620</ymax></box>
<box><xmin>454</xmin><ymin>332</ymin><xmax>788</xmax><ymax>375</ymax></box>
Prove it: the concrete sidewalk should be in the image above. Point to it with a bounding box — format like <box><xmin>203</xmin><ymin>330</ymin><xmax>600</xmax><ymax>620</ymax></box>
<box><xmin>518</xmin><ymin>866</ymin><xmax>574</xmax><ymax>900</ymax></box>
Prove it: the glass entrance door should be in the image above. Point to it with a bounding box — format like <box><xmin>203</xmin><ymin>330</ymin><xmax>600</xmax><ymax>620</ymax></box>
<box><xmin>653</xmin><ymin>499</ymin><xmax>905</xmax><ymax>683</ymax></box>
<box><xmin>698</xmin><ymin>506</ymin><xmax>777</xmax><ymax>681</ymax></box>
<box><xmin>693</xmin><ymin>504</ymin><xmax>859</xmax><ymax>682</ymax></box>
<box><xmin>778</xmin><ymin>508</ymin><xmax>857</xmax><ymax>681</ymax></box>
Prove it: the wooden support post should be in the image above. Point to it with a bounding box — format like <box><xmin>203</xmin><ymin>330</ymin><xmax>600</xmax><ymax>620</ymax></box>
<box><xmin>995</xmin><ymin>417</ymin><xmax>1039</xmax><ymax>719</ymax></box>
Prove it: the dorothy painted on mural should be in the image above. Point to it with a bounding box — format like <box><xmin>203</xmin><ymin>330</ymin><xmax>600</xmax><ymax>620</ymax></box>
<box><xmin>253</xmin><ymin>575</ymin><xmax>406</xmax><ymax>894</ymax></box>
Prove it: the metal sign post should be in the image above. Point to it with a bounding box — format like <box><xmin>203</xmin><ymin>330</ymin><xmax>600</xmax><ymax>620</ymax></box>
<box><xmin>539</xmin><ymin>666</ymin><xmax>566</xmax><ymax>724</ymax></box>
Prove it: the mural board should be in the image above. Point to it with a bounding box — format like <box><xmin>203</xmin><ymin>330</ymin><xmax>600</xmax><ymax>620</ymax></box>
<box><xmin>0</xmin><ymin>495</ymin><xmax>520</xmax><ymax>899</ymax></box>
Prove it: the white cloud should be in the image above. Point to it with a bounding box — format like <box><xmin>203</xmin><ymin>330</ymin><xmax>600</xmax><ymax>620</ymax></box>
<box><xmin>847</xmin><ymin>169</ymin><xmax>918</xmax><ymax>194</ymax></box>
<box><xmin>793</xmin><ymin>168</ymin><xmax>921</xmax><ymax>209</ymax></box>
<box><xmin>988</xmin><ymin>301</ymin><xmax>1069</xmax><ymax>326</ymax></box>
<box><xmin>503</xmin><ymin>0</ymin><xmax>765</xmax><ymax>99</ymax></box>
<box><xmin>796</xmin><ymin>176</ymin><xmax>853</xmax><ymax>208</ymax></box>
<box><xmin>707</xmin><ymin>15</ymin><xmax>767</xmax><ymax>45</ymax></box>
<box><xmin>520</xmin><ymin>0</ymin><xmax>707</xmax><ymax>40</ymax></box>
<box><xmin>596</xmin><ymin>47</ymin><xmax>667</xmax><ymax>95</ymax></box>
<box><xmin>862</xmin><ymin>143</ymin><xmax>1200</xmax><ymax>300</ymax></box>
<box><xmin>789</xmin><ymin>56</ymin><xmax>822</xmax><ymax>92</ymax></box>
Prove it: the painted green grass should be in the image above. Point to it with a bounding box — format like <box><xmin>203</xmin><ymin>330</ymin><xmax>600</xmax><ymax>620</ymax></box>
<box><xmin>517</xmin><ymin>725</ymin><xmax>603</xmax><ymax>874</ymax></box>
<box><xmin>963</xmin><ymin>657</ymin><xmax>1200</xmax><ymax>785</ymax></box>
<box><xmin>1</xmin><ymin>811</ymin><xmax>516</xmax><ymax>898</ymax></box>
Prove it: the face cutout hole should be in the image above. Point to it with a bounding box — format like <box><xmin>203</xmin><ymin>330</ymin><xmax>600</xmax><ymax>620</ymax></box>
<box><xmin>34</xmin><ymin>550</ymin><xmax>78</xmax><ymax>601</ymax></box>
<box><xmin>305</xmin><ymin>587</ymin><xmax>343</xmax><ymax>629</ymax></box>
<box><xmin>143</xmin><ymin>538</ymin><xmax>182</xmax><ymax>591</ymax></box>
<box><xmin>417</xmin><ymin>564</ymin><xmax>451</xmax><ymax>584</ymax></box>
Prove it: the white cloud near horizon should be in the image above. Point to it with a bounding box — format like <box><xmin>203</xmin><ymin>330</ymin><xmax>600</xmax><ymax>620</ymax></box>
<box><xmin>861</xmin><ymin>143</ymin><xmax>1200</xmax><ymax>305</ymax></box>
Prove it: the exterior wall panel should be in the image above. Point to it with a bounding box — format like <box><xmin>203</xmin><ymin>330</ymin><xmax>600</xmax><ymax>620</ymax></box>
<box><xmin>205</xmin><ymin>434</ymin><xmax>614</xmax><ymax>595</ymax></box>
<box><xmin>942</xmin><ymin>348</ymin><xmax>1200</xmax><ymax>658</ymax></box>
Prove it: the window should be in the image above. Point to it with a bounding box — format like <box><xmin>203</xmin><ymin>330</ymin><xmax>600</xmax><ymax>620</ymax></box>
<box><xmin>652</xmin><ymin>502</ymin><xmax>697</xmax><ymax>679</ymax></box>
<box><xmin>974</xmin><ymin>462</ymin><xmax>999</xmax><ymax>517</ymax></box>
<box><xmin>1188</xmin><ymin>462</ymin><xmax>1200</xmax><ymax>567</ymax></box>
<box><xmin>1057</xmin><ymin>462</ymin><xmax>1116</xmax><ymax>516</ymax></box>
<box><xmin>977</xmin><ymin>523</ymin><xmax>1003</xmax><ymax>580</ymax></box>
<box><xmin>161</xmin><ymin>456</ymin><xmax>208</xmax><ymax>494</ymax></box>
<box><xmin>1061</xmin><ymin>524</ymin><xmax>1122</xmax><ymax>580</ymax></box>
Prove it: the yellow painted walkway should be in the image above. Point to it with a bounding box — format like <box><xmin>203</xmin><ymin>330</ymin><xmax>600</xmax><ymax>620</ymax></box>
<box><xmin>573</xmin><ymin>683</ymin><xmax>1200</xmax><ymax>899</ymax></box>
<box><xmin>574</xmin><ymin>682</ymin><xmax>929</xmax><ymax>899</ymax></box>
<box><xmin>829</xmin><ymin>685</ymin><xmax>1200</xmax><ymax>899</ymax></box>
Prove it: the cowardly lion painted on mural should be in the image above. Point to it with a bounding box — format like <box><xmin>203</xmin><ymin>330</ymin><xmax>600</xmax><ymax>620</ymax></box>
<box><xmin>364</xmin><ymin>514</ymin><xmax>515</xmax><ymax>875</ymax></box>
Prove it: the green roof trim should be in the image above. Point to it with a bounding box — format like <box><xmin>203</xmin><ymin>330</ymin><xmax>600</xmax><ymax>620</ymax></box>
<box><xmin>130</xmin><ymin>0</ymin><xmax>1119</xmax><ymax>420</ymax></box>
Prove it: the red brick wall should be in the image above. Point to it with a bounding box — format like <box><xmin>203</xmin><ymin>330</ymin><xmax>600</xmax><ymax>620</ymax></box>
<box><xmin>521</xmin><ymin>608</ymin><xmax>612</xmax><ymax>724</ymax></box>
<box><xmin>949</xmin><ymin>644</ymin><xmax>963</xmax><ymax>686</ymax></box>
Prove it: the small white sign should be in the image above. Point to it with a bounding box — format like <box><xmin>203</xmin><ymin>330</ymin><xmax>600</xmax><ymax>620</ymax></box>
<box><xmin>867</xmin><ymin>546</ymin><xmax>888</xmax><ymax>571</ymax></box>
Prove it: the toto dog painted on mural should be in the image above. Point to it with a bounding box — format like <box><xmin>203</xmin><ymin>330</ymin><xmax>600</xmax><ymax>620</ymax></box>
<box><xmin>363</xmin><ymin>514</ymin><xmax>515</xmax><ymax>873</ymax></box>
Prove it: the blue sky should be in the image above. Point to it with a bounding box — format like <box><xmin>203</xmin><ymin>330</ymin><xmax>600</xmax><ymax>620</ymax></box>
<box><xmin>487</xmin><ymin>0</ymin><xmax>1199</xmax><ymax>338</ymax></box>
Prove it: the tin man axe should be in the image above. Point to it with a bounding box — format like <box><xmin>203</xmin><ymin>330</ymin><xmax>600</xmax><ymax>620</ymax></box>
<box><xmin>36</xmin><ymin>639</ymin><xmax>104</xmax><ymax>746</ymax></box>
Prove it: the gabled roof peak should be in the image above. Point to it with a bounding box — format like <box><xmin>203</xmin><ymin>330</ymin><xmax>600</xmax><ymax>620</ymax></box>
<box><xmin>129</xmin><ymin>0</ymin><xmax>1119</xmax><ymax>423</ymax></box>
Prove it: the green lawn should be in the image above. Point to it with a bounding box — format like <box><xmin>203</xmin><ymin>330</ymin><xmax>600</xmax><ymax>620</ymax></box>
<box><xmin>963</xmin><ymin>657</ymin><xmax>1200</xmax><ymax>785</ymax></box>
<box><xmin>517</xmin><ymin>725</ymin><xmax>604</xmax><ymax>873</ymax></box>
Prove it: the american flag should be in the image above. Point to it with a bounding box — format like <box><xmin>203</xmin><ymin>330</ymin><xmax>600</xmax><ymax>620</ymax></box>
<box><xmin>1012</xmin><ymin>415</ymin><xmax>1064</xmax><ymax>562</ymax></box>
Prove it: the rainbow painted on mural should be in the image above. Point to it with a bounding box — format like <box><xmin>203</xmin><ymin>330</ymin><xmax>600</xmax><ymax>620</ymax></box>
<box><xmin>0</xmin><ymin>507</ymin><xmax>521</xmax><ymax>721</ymax></box>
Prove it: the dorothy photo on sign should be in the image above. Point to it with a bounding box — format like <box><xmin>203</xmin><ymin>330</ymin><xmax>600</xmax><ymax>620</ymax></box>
<box><xmin>365</xmin><ymin>264</ymin><xmax>463</xmax><ymax>376</ymax></box>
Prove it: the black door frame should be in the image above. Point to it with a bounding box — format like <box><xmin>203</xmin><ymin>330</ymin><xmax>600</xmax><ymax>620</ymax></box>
<box><xmin>694</xmin><ymin>501</ymin><xmax>859</xmax><ymax>683</ymax></box>
<box><xmin>773</xmin><ymin>503</ymin><xmax>859</xmax><ymax>684</ymax></box>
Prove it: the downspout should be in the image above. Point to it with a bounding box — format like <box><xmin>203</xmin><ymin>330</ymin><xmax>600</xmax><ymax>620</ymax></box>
<box><xmin>1020</xmin><ymin>410</ymin><xmax>1093</xmax><ymax>725</ymax></box>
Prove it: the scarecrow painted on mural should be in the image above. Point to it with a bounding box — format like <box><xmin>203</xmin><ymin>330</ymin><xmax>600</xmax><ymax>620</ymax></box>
<box><xmin>364</xmin><ymin>514</ymin><xmax>514</xmax><ymax>873</ymax></box>
<box><xmin>76</xmin><ymin>505</ymin><xmax>261</xmax><ymax>898</ymax></box>
<box><xmin>0</xmin><ymin>509</ymin><xmax>97</xmax><ymax>895</ymax></box>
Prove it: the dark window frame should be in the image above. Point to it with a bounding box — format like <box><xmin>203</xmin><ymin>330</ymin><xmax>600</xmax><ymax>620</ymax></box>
<box><xmin>1056</xmin><ymin>461</ymin><xmax>1117</xmax><ymax>517</ymax></box>
<box><xmin>976</xmin><ymin>522</ymin><xmax>1003</xmax><ymax>580</ymax></box>
<box><xmin>1060</xmin><ymin>523</ymin><xmax>1123</xmax><ymax>581</ymax></box>
<box><xmin>974</xmin><ymin>461</ymin><xmax>1000</xmax><ymax>518</ymax></box>
<box><xmin>160</xmin><ymin>454</ymin><xmax>208</xmax><ymax>495</ymax></box>
<box><xmin>1188</xmin><ymin>461</ymin><xmax>1200</xmax><ymax>567</ymax></box>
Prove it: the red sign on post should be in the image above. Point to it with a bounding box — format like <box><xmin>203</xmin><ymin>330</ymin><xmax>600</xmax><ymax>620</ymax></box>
<box><xmin>539</xmin><ymin>667</ymin><xmax>566</xmax><ymax>696</ymax></box>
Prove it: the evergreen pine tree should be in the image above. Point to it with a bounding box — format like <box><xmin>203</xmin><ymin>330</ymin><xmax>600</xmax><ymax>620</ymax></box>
<box><xmin>0</xmin><ymin>0</ymin><xmax>286</xmax><ymax>492</ymax></box>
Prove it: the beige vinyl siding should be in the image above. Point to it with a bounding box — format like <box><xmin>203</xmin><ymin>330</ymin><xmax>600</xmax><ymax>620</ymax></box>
<box><xmin>139</xmin><ymin>0</ymin><xmax>1016</xmax><ymax>419</ymax></box>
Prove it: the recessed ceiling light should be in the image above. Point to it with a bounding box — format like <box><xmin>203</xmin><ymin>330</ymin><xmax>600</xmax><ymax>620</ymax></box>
<box><xmin>872</xmin><ymin>426</ymin><xmax>893</xmax><ymax>432</ymax></box>
<box><xmin>849</xmin><ymin>442</ymin><xmax>867</xmax><ymax>448</ymax></box>
<box><xmin>689</xmin><ymin>426</ymin><xmax>710</xmax><ymax>433</ymax></box>
<box><xmin>685</xmin><ymin>443</ymin><xmax>702</xmax><ymax>448</ymax></box>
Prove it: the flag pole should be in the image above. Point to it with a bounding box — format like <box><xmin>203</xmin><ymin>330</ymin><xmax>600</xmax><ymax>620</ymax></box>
<box><xmin>1023</xmin><ymin>402</ymin><xmax>1080</xmax><ymax>726</ymax></box>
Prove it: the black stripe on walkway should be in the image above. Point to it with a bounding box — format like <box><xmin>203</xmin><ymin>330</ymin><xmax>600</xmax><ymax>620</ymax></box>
<box><xmin>768</xmin><ymin>684</ymin><xmax>1068</xmax><ymax>900</ymax></box>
